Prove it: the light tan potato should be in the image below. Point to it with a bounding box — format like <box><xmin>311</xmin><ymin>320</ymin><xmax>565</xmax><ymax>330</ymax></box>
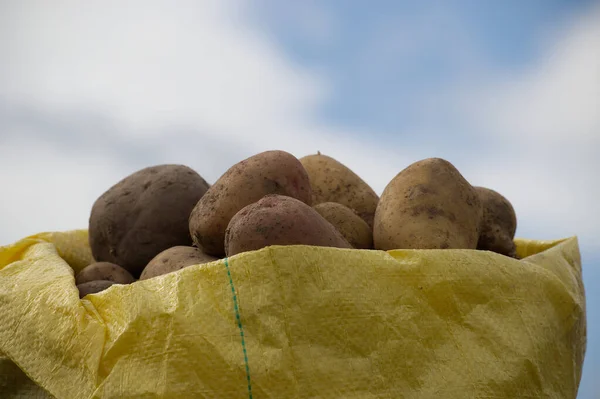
<box><xmin>300</xmin><ymin>152</ymin><xmax>379</xmax><ymax>228</ymax></box>
<box><xmin>75</xmin><ymin>262</ymin><xmax>135</xmax><ymax>285</ymax></box>
<box><xmin>225</xmin><ymin>194</ymin><xmax>352</xmax><ymax>256</ymax></box>
<box><xmin>475</xmin><ymin>186</ymin><xmax>517</xmax><ymax>257</ymax></box>
<box><xmin>140</xmin><ymin>246</ymin><xmax>218</xmax><ymax>280</ymax></box>
<box><xmin>89</xmin><ymin>164</ymin><xmax>210</xmax><ymax>277</ymax></box>
<box><xmin>313</xmin><ymin>202</ymin><xmax>373</xmax><ymax>249</ymax></box>
<box><xmin>374</xmin><ymin>158</ymin><xmax>482</xmax><ymax>250</ymax></box>
<box><xmin>77</xmin><ymin>280</ymin><xmax>115</xmax><ymax>298</ymax></box>
<box><xmin>189</xmin><ymin>150</ymin><xmax>312</xmax><ymax>256</ymax></box>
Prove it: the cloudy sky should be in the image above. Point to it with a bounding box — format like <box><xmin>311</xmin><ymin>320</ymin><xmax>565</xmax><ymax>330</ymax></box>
<box><xmin>1</xmin><ymin>0</ymin><xmax>598</xmax><ymax>396</ymax></box>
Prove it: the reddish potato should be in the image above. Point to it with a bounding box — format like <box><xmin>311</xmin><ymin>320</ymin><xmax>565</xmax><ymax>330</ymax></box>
<box><xmin>189</xmin><ymin>151</ymin><xmax>311</xmax><ymax>256</ymax></box>
<box><xmin>140</xmin><ymin>246</ymin><xmax>218</xmax><ymax>280</ymax></box>
<box><xmin>225</xmin><ymin>194</ymin><xmax>352</xmax><ymax>256</ymax></box>
<box><xmin>77</xmin><ymin>280</ymin><xmax>115</xmax><ymax>298</ymax></box>
<box><xmin>75</xmin><ymin>262</ymin><xmax>135</xmax><ymax>285</ymax></box>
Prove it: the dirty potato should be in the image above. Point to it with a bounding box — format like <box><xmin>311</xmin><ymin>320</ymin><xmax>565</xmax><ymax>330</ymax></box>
<box><xmin>77</xmin><ymin>280</ymin><xmax>115</xmax><ymax>298</ymax></box>
<box><xmin>140</xmin><ymin>246</ymin><xmax>218</xmax><ymax>280</ymax></box>
<box><xmin>374</xmin><ymin>158</ymin><xmax>482</xmax><ymax>250</ymax></box>
<box><xmin>475</xmin><ymin>186</ymin><xmax>517</xmax><ymax>257</ymax></box>
<box><xmin>89</xmin><ymin>164</ymin><xmax>210</xmax><ymax>277</ymax></box>
<box><xmin>225</xmin><ymin>194</ymin><xmax>352</xmax><ymax>256</ymax></box>
<box><xmin>75</xmin><ymin>262</ymin><xmax>135</xmax><ymax>285</ymax></box>
<box><xmin>300</xmin><ymin>152</ymin><xmax>379</xmax><ymax>228</ymax></box>
<box><xmin>189</xmin><ymin>151</ymin><xmax>311</xmax><ymax>256</ymax></box>
<box><xmin>313</xmin><ymin>202</ymin><xmax>373</xmax><ymax>249</ymax></box>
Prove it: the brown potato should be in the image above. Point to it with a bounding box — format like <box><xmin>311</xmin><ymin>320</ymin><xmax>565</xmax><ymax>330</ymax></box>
<box><xmin>89</xmin><ymin>164</ymin><xmax>210</xmax><ymax>277</ymax></box>
<box><xmin>140</xmin><ymin>246</ymin><xmax>218</xmax><ymax>280</ymax></box>
<box><xmin>189</xmin><ymin>151</ymin><xmax>311</xmax><ymax>256</ymax></box>
<box><xmin>77</xmin><ymin>280</ymin><xmax>115</xmax><ymax>298</ymax></box>
<box><xmin>475</xmin><ymin>186</ymin><xmax>517</xmax><ymax>257</ymax></box>
<box><xmin>225</xmin><ymin>194</ymin><xmax>352</xmax><ymax>256</ymax></box>
<box><xmin>300</xmin><ymin>152</ymin><xmax>379</xmax><ymax>228</ymax></box>
<box><xmin>374</xmin><ymin>158</ymin><xmax>482</xmax><ymax>250</ymax></box>
<box><xmin>313</xmin><ymin>202</ymin><xmax>373</xmax><ymax>249</ymax></box>
<box><xmin>75</xmin><ymin>262</ymin><xmax>135</xmax><ymax>285</ymax></box>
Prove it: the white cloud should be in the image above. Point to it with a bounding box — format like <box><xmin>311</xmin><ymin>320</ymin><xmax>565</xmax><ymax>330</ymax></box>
<box><xmin>0</xmin><ymin>134</ymin><xmax>125</xmax><ymax>243</ymax></box>
<box><xmin>0</xmin><ymin>0</ymin><xmax>327</xmax><ymax>139</ymax></box>
<box><xmin>455</xmin><ymin>5</ymin><xmax>600</xmax><ymax>248</ymax></box>
<box><xmin>462</xmin><ymin>6</ymin><xmax>600</xmax><ymax>146</ymax></box>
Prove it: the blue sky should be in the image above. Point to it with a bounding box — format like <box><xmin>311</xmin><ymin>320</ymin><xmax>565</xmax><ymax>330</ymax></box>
<box><xmin>0</xmin><ymin>0</ymin><xmax>598</xmax><ymax>397</ymax></box>
<box><xmin>255</xmin><ymin>0</ymin><xmax>592</xmax><ymax>130</ymax></box>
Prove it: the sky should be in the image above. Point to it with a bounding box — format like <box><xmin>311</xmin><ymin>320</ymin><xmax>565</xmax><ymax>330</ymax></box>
<box><xmin>0</xmin><ymin>0</ymin><xmax>598</xmax><ymax>397</ymax></box>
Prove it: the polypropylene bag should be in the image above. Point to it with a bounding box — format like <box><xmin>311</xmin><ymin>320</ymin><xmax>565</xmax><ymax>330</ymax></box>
<box><xmin>0</xmin><ymin>230</ymin><xmax>586</xmax><ymax>398</ymax></box>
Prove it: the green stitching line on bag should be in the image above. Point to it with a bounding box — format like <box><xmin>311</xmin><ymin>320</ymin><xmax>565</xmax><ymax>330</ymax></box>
<box><xmin>224</xmin><ymin>257</ymin><xmax>253</xmax><ymax>399</ymax></box>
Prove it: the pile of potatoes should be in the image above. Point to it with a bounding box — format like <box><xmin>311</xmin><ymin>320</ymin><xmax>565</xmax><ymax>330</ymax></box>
<box><xmin>77</xmin><ymin>150</ymin><xmax>518</xmax><ymax>298</ymax></box>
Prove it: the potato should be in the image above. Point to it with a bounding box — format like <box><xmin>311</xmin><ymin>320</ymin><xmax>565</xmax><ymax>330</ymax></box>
<box><xmin>140</xmin><ymin>246</ymin><xmax>218</xmax><ymax>280</ymax></box>
<box><xmin>77</xmin><ymin>280</ymin><xmax>115</xmax><ymax>298</ymax></box>
<box><xmin>300</xmin><ymin>152</ymin><xmax>379</xmax><ymax>228</ymax></box>
<box><xmin>374</xmin><ymin>158</ymin><xmax>482</xmax><ymax>250</ymax></box>
<box><xmin>313</xmin><ymin>202</ymin><xmax>373</xmax><ymax>249</ymax></box>
<box><xmin>475</xmin><ymin>187</ymin><xmax>517</xmax><ymax>257</ymax></box>
<box><xmin>189</xmin><ymin>150</ymin><xmax>311</xmax><ymax>256</ymax></box>
<box><xmin>75</xmin><ymin>262</ymin><xmax>135</xmax><ymax>285</ymax></box>
<box><xmin>225</xmin><ymin>194</ymin><xmax>352</xmax><ymax>256</ymax></box>
<box><xmin>89</xmin><ymin>164</ymin><xmax>210</xmax><ymax>277</ymax></box>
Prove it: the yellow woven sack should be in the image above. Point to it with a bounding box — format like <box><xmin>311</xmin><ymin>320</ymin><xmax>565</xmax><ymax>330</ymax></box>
<box><xmin>0</xmin><ymin>230</ymin><xmax>586</xmax><ymax>398</ymax></box>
